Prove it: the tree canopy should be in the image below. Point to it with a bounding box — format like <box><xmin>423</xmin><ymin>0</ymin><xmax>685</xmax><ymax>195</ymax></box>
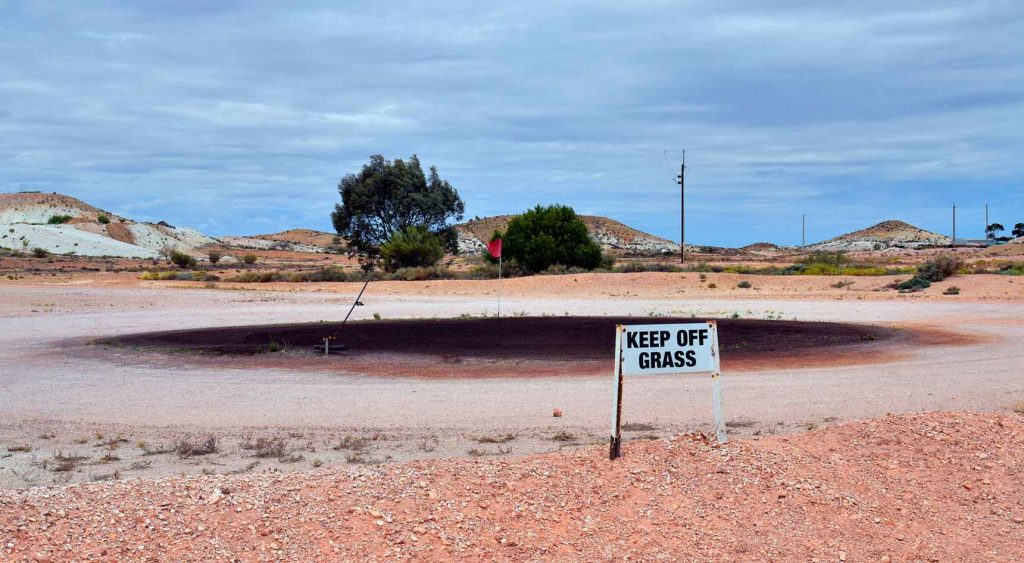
<box><xmin>501</xmin><ymin>204</ymin><xmax>602</xmax><ymax>273</ymax></box>
<box><xmin>331</xmin><ymin>155</ymin><xmax>465</xmax><ymax>255</ymax></box>
<box><xmin>986</xmin><ymin>223</ymin><xmax>1005</xmax><ymax>240</ymax></box>
<box><xmin>1013</xmin><ymin>223</ymin><xmax>1024</xmax><ymax>239</ymax></box>
<box><xmin>379</xmin><ymin>226</ymin><xmax>445</xmax><ymax>272</ymax></box>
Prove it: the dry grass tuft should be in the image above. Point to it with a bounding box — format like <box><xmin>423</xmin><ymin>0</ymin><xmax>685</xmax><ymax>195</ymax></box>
<box><xmin>474</xmin><ymin>432</ymin><xmax>517</xmax><ymax>444</ymax></box>
<box><xmin>241</xmin><ymin>436</ymin><xmax>289</xmax><ymax>459</ymax></box>
<box><xmin>174</xmin><ymin>436</ymin><xmax>218</xmax><ymax>458</ymax></box>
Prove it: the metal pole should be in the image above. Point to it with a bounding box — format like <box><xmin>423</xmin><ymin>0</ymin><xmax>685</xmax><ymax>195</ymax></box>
<box><xmin>330</xmin><ymin>269</ymin><xmax>373</xmax><ymax>340</ymax></box>
<box><xmin>802</xmin><ymin>214</ymin><xmax>806</xmax><ymax>248</ymax></box>
<box><xmin>609</xmin><ymin>325</ymin><xmax>624</xmax><ymax>460</ymax></box>
<box><xmin>497</xmin><ymin>254</ymin><xmax>502</xmax><ymax>318</ymax></box>
<box><xmin>709</xmin><ymin>320</ymin><xmax>727</xmax><ymax>445</ymax></box>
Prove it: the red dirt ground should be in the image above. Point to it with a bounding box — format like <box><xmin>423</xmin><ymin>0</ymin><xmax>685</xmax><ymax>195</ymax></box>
<box><xmin>2</xmin><ymin>412</ymin><xmax>1022</xmax><ymax>561</ymax></box>
<box><xmin>96</xmin><ymin>317</ymin><xmax>903</xmax><ymax>378</ymax></box>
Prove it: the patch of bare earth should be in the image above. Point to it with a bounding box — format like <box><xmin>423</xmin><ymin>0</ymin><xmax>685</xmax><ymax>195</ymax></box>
<box><xmin>2</xmin><ymin>412</ymin><xmax>1022</xmax><ymax>561</ymax></box>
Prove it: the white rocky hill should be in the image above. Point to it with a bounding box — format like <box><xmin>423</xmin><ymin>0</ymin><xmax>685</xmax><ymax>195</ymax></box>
<box><xmin>0</xmin><ymin>192</ymin><xmax>218</xmax><ymax>258</ymax></box>
<box><xmin>809</xmin><ymin>220</ymin><xmax>950</xmax><ymax>251</ymax></box>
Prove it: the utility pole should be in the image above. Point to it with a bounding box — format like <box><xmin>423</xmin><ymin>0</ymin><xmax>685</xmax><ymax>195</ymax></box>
<box><xmin>802</xmin><ymin>214</ymin><xmax>806</xmax><ymax>248</ymax></box>
<box><xmin>675</xmin><ymin>150</ymin><xmax>686</xmax><ymax>263</ymax></box>
<box><xmin>985</xmin><ymin>202</ymin><xmax>989</xmax><ymax>234</ymax></box>
<box><xmin>952</xmin><ymin>203</ymin><xmax>957</xmax><ymax>246</ymax></box>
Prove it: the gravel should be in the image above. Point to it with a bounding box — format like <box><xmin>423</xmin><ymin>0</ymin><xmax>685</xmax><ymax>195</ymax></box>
<box><xmin>2</xmin><ymin>412</ymin><xmax>1022</xmax><ymax>561</ymax></box>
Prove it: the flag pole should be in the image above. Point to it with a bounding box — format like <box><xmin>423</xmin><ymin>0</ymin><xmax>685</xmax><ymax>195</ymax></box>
<box><xmin>497</xmin><ymin>253</ymin><xmax>502</xmax><ymax>318</ymax></box>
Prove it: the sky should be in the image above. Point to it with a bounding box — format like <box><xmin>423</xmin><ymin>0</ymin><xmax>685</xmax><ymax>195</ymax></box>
<box><xmin>1</xmin><ymin>1</ymin><xmax>1022</xmax><ymax>246</ymax></box>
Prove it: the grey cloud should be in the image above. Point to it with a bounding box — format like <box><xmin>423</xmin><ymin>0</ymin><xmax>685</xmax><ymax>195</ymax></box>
<box><xmin>1</xmin><ymin>0</ymin><xmax>1022</xmax><ymax>246</ymax></box>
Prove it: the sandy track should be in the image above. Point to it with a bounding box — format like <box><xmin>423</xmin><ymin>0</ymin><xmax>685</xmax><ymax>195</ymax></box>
<box><xmin>1</xmin><ymin>281</ymin><xmax>1023</xmax><ymax>488</ymax></box>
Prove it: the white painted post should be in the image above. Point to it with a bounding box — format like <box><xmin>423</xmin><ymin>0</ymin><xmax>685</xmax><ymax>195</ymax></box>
<box><xmin>324</xmin><ymin>337</ymin><xmax>329</xmax><ymax>357</ymax></box>
<box><xmin>497</xmin><ymin>254</ymin><xmax>502</xmax><ymax>318</ymax></box>
<box><xmin>709</xmin><ymin>321</ymin><xmax>727</xmax><ymax>444</ymax></box>
<box><xmin>609</xmin><ymin>325</ymin><xmax>624</xmax><ymax>460</ymax></box>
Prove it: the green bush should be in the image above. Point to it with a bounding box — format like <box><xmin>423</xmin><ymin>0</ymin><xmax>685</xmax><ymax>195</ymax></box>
<box><xmin>241</xmin><ymin>254</ymin><xmax>258</xmax><ymax>265</ymax></box>
<box><xmin>737</xmin><ymin>280</ymin><xmax>752</xmax><ymax>289</ymax></box>
<box><xmin>897</xmin><ymin>277</ymin><xmax>931</xmax><ymax>291</ymax></box>
<box><xmin>614</xmin><ymin>262</ymin><xmax>684</xmax><ymax>273</ymax></box>
<box><xmin>170</xmin><ymin>251</ymin><xmax>196</xmax><ymax>268</ymax></box>
<box><xmin>502</xmin><ymin>204</ymin><xmax>602</xmax><ymax>273</ymax></box>
<box><xmin>47</xmin><ymin>215</ymin><xmax>73</xmax><ymax>224</ymax></box>
<box><xmin>466</xmin><ymin>259</ymin><xmax>528</xmax><ymax>280</ymax></box>
<box><xmin>386</xmin><ymin>265</ymin><xmax>451</xmax><ymax>281</ymax></box>
<box><xmin>224</xmin><ymin>268</ymin><xmax>373</xmax><ymax>283</ymax></box>
<box><xmin>540</xmin><ymin>264</ymin><xmax>590</xmax><ymax>276</ymax></box>
<box><xmin>916</xmin><ymin>254</ymin><xmax>963</xmax><ymax>282</ymax></box>
<box><xmin>997</xmin><ymin>262</ymin><xmax>1023</xmax><ymax>276</ymax></box>
<box><xmin>800</xmin><ymin>252</ymin><xmax>849</xmax><ymax>267</ymax></box>
<box><xmin>97</xmin><ymin>215</ymin><xmax>110</xmax><ymax>224</ymax></box>
<box><xmin>943</xmin><ymin>286</ymin><xmax>961</xmax><ymax>295</ymax></box>
<box><xmin>207</xmin><ymin>251</ymin><xmax>222</xmax><ymax>264</ymax></box>
<box><xmin>32</xmin><ymin>247</ymin><xmax>49</xmax><ymax>258</ymax></box>
<box><xmin>379</xmin><ymin>226</ymin><xmax>444</xmax><ymax>272</ymax></box>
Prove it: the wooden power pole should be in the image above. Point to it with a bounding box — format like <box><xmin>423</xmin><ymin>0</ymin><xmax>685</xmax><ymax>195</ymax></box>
<box><xmin>952</xmin><ymin>203</ymin><xmax>957</xmax><ymax>246</ymax></box>
<box><xmin>675</xmin><ymin>151</ymin><xmax>686</xmax><ymax>263</ymax></box>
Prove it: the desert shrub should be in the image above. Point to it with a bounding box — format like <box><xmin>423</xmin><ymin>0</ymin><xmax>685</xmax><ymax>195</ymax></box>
<box><xmin>47</xmin><ymin>214</ymin><xmax>72</xmax><ymax>224</ymax></box>
<box><xmin>997</xmin><ymin>262</ymin><xmax>1024</xmax><ymax>276</ymax></box>
<box><xmin>916</xmin><ymin>254</ymin><xmax>963</xmax><ymax>282</ymax></box>
<box><xmin>798</xmin><ymin>264</ymin><xmax>892</xmax><ymax>276</ymax></box>
<box><xmin>598</xmin><ymin>253</ymin><xmax>616</xmax><ymax>270</ymax></box>
<box><xmin>737</xmin><ymin>280</ymin><xmax>752</xmax><ymax>288</ymax></box>
<box><xmin>241</xmin><ymin>436</ymin><xmax>288</xmax><ymax>458</ymax></box>
<box><xmin>224</xmin><ymin>268</ymin><xmax>371</xmax><ymax>283</ymax></box>
<box><xmin>379</xmin><ymin>226</ymin><xmax>445</xmax><ymax>272</ymax></box>
<box><xmin>97</xmin><ymin>215</ymin><xmax>110</xmax><ymax>224</ymax></box>
<box><xmin>241</xmin><ymin>254</ymin><xmax>258</xmax><ymax>265</ymax></box>
<box><xmin>207</xmin><ymin>250</ymin><xmax>222</xmax><ymax>264</ymax></box>
<box><xmin>502</xmin><ymin>204</ymin><xmax>602</xmax><ymax>273</ymax></box>
<box><xmin>943</xmin><ymin>286</ymin><xmax>961</xmax><ymax>295</ymax></box>
<box><xmin>540</xmin><ymin>264</ymin><xmax>590</xmax><ymax>276</ymax></box>
<box><xmin>301</xmin><ymin>267</ymin><xmax>364</xmax><ymax>282</ymax></box>
<box><xmin>466</xmin><ymin>259</ymin><xmax>528</xmax><ymax>280</ymax></box>
<box><xmin>170</xmin><ymin>251</ymin><xmax>196</xmax><ymax>268</ymax></box>
<box><xmin>615</xmin><ymin>262</ymin><xmax>684</xmax><ymax>273</ymax></box>
<box><xmin>897</xmin><ymin>277</ymin><xmax>931</xmax><ymax>291</ymax></box>
<box><xmin>174</xmin><ymin>436</ymin><xmax>218</xmax><ymax>457</ymax></box>
<box><xmin>387</xmin><ymin>265</ymin><xmax>451</xmax><ymax>281</ymax></box>
<box><xmin>801</xmin><ymin>252</ymin><xmax>849</xmax><ymax>267</ymax></box>
<box><xmin>32</xmin><ymin>247</ymin><xmax>49</xmax><ymax>258</ymax></box>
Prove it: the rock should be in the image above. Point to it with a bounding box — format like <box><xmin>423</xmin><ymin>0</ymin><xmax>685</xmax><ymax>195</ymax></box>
<box><xmin>208</xmin><ymin>489</ymin><xmax>225</xmax><ymax>504</ymax></box>
<box><xmin>32</xmin><ymin>553</ymin><xmax>52</xmax><ymax>563</ymax></box>
<box><xmin>552</xmin><ymin>409</ymin><xmax>563</xmax><ymax>418</ymax></box>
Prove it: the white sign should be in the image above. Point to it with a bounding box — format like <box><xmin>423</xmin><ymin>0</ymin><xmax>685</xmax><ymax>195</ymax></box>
<box><xmin>609</xmin><ymin>321</ymin><xmax>725</xmax><ymax>460</ymax></box>
<box><xmin>620</xmin><ymin>322</ymin><xmax>718</xmax><ymax>376</ymax></box>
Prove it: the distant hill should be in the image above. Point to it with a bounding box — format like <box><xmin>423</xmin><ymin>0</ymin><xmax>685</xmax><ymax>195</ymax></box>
<box><xmin>809</xmin><ymin>220</ymin><xmax>950</xmax><ymax>251</ymax></box>
<box><xmin>456</xmin><ymin>215</ymin><xmax>689</xmax><ymax>255</ymax></box>
<box><xmin>218</xmin><ymin>229</ymin><xmax>340</xmax><ymax>254</ymax></box>
<box><xmin>0</xmin><ymin>192</ymin><xmax>217</xmax><ymax>258</ymax></box>
<box><xmin>740</xmin><ymin>242</ymin><xmax>782</xmax><ymax>254</ymax></box>
<box><xmin>252</xmin><ymin>229</ymin><xmax>339</xmax><ymax>248</ymax></box>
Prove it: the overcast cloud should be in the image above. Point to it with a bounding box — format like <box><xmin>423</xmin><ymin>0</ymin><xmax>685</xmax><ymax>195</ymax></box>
<box><xmin>1</xmin><ymin>0</ymin><xmax>1022</xmax><ymax>245</ymax></box>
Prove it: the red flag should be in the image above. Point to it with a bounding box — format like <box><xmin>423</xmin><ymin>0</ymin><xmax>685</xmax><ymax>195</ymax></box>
<box><xmin>486</xmin><ymin>238</ymin><xmax>502</xmax><ymax>259</ymax></box>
